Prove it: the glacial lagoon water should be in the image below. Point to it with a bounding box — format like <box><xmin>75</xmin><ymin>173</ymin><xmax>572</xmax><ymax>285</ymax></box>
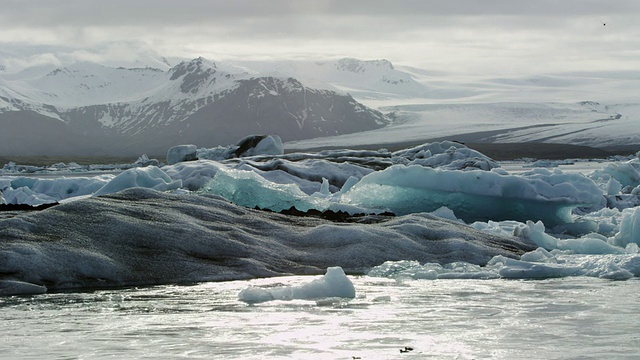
<box><xmin>2</xmin><ymin>275</ymin><xmax>639</xmax><ymax>359</ymax></box>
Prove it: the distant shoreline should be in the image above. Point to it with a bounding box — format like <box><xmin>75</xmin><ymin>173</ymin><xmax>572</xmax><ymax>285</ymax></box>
<box><xmin>1</xmin><ymin>142</ymin><xmax>638</xmax><ymax>167</ymax></box>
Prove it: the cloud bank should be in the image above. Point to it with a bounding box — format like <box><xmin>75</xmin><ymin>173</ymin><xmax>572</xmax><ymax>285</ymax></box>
<box><xmin>1</xmin><ymin>0</ymin><xmax>639</xmax><ymax>75</ymax></box>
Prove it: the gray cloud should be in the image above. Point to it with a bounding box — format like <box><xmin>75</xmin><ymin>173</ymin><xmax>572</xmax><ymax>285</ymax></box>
<box><xmin>2</xmin><ymin>0</ymin><xmax>638</xmax><ymax>27</ymax></box>
<box><xmin>0</xmin><ymin>0</ymin><xmax>639</xmax><ymax>75</ymax></box>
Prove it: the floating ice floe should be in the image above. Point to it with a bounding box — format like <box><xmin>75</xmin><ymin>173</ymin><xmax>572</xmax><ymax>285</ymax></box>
<box><xmin>369</xmin><ymin>247</ymin><xmax>640</xmax><ymax>281</ymax></box>
<box><xmin>238</xmin><ymin>267</ymin><xmax>356</xmax><ymax>304</ymax></box>
<box><xmin>471</xmin><ymin>205</ymin><xmax>640</xmax><ymax>254</ymax></box>
<box><xmin>0</xmin><ymin>155</ymin><xmax>160</xmax><ymax>175</ymax></box>
<box><xmin>0</xmin><ymin>176</ymin><xmax>112</xmax><ymax>206</ymax></box>
<box><xmin>200</xmin><ymin>167</ymin><xmax>335</xmax><ymax>212</ymax></box>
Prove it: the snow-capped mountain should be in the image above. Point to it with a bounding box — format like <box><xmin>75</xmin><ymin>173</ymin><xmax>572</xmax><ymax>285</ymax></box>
<box><xmin>236</xmin><ymin>57</ymin><xmax>431</xmax><ymax>100</ymax></box>
<box><xmin>0</xmin><ymin>57</ymin><xmax>389</xmax><ymax>155</ymax></box>
<box><xmin>1</xmin><ymin>53</ymin><xmax>639</xmax><ymax>157</ymax></box>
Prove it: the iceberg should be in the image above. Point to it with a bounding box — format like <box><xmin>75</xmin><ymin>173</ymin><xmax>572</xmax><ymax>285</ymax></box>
<box><xmin>369</xmin><ymin>248</ymin><xmax>640</xmax><ymax>281</ymax></box>
<box><xmin>0</xmin><ymin>176</ymin><xmax>111</xmax><ymax>206</ymax></box>
<box><xmin>166</xmin><ymin>135</ymin><xmax>284</xmax><ymax>165</ymax></box>
<box><xmin>612</xmin><ymin>207</ymin><xmax>640</xmax><ymax>248</ymax></box>
<box><xmin>93</xmin><ymin>166</ymin><xmax>182</xmax><ymax>197</ymax></box>
<box><xmin>341</xmin><ymin>166</ymin><xmax>604</xmax><ymax>226</ymax></box>
<box><xmin>200</xmin><ymin>167</ymin><xmax>330</xmax><ymax>212</ymax></box>
<box><xmin>238</xmin><ymin>267</ymin><xmax>355</xmax><ymax>304</ymax></box>
<box><xmin>0</xmin><ymin>188</ymin><xmax>534</xmax><ymax>296</ymax></box>
<box><xmin>393</xmin><ymin>142</ymin><xmax>499</xmax><ymax>170</ymax></box>
<box><xmin>3</xmin><ymin>139</ymin><xmax>640</xmax><ymax>297</ymax></box>
<box><xmin>166</xmin><ymin>144</ymin><xmax>198</xmax><ymax>165</ymax></box>
<box><xmin>590</xmin><ymin>159</ymin><xmax>640</xmax><ymax>189</ymax></box>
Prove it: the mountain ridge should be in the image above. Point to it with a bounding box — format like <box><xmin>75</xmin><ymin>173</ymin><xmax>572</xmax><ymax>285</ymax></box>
<box><xmin>0</xmin><ymin>58</ymin><xmax>390</xmax><ymax>156</ymax></box>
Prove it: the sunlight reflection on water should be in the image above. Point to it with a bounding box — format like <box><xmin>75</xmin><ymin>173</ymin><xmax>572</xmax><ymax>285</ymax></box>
<box><xmin>1</xmin><ymin>276</ymin><xmax>639</xmax><ymax>359</ymax></box>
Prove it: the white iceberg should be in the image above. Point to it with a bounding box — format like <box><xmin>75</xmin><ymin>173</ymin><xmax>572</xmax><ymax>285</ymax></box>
<box><xmin>238</xmin><ymin>267</ymin><xmax>356</xmax><ymax>304</ymax></box>
<box><xmin>93</xmin><ymin>166</ymin><xmax>182</xmax><ymax>197</ymax></box>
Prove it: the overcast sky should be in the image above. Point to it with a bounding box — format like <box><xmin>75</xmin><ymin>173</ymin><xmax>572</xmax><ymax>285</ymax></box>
<box><xmin>1</xmin><ymin>0</ymin><xmax>639</xmax><ymax>75</ymax></box>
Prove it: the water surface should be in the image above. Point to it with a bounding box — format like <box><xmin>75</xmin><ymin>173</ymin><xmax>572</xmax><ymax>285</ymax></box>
<box><xmin>2</xmin><ymin>276</ymin><xmax>638</xmax><ymax>359</ymax></box>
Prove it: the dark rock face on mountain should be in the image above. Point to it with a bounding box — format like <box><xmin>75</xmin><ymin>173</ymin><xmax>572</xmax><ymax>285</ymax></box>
<box><xmin>138</xmin><ymin>77</ymin><xmax>388</xmax><ymax>153</ymax></box>
<box><xmin>0</xmin><ymin>58</ymin><xmax>390</xmax><ymax>156</ymax></box>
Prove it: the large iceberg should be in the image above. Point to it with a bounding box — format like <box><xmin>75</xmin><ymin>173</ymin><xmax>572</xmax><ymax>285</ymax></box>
<box><xmin>200</xmin><ymin>163</ymin><xmax>604</xmax><ymax>226</ymax></box>
<box><xmin>341</xmin><ymin>166</ymin><xmax>604</xmax><ymax>226</ymax></box>
<box><xmin>0</xmin><ymin>188</ymin><xmax>534</xmax><ymax>296</ymax></box>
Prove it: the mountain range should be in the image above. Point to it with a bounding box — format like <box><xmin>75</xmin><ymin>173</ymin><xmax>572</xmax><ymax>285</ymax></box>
<box><xmin>0</xmin><ymin>58</ymin><xmax>396</xmax><ymax>156</ymax></box>
<box><xmin>1</xmin><ymin>54</ymin><xmax>639</xmax><ymax>157</ymax></box>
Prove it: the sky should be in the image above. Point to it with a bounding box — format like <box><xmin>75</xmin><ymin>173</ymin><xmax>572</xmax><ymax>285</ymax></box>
<box><xmin>1</xmin><ymin>0</ymin><xmax>639</xmax><ymax>75</ymax></box>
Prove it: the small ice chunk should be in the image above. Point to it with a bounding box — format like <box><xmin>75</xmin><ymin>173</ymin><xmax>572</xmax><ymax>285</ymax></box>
<box><xmin>429</xmin><ymin>206</ymin><xmax>462</xmax><ymax>222</ymax></box>
<box><xmin>238</xmin><ymin>267</ymin><xmax>356</xmax><ymax>304</ymax></box>
<box><xmin>626</xmin><ymin>243</ymin><xmax>639</xmax><ymax>254</ymax></box>
<box><xmin>520</xmin><ymin>247</ymin><xmax>557</xmax><ymax>263</ymax></box>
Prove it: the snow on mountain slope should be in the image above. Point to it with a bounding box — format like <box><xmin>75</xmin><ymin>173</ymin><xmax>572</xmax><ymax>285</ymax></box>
<box><xmin>0</xmin><ymin>57</ymin><xmax>389</xmax><ymax>155</ymax></box>
<box><xmin>1</xmin><ymin>58</ymin><xmax>248</xmax><ymax>108</ymax></box>
<box><xmin>390</xmin><ymin>68</ymin><xmax>640</xmax><ymax>105</ymax></box>
<box><xmin>236</xmin><ymin>58</ymin><xmax>431</xmax><ymax>100</ymax></box>
<box><xmin>1</xmin><ymin>54</ymin><xmax>638</xmax><ymax>155</ymax></box>
<box><xmin>116</xmin><ymin>76</ymin><xmax>389</xmax><ymax>155</ymax></box>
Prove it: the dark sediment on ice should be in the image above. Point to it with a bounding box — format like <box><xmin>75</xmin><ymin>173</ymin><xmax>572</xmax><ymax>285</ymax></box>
<box><xmin>0</xmin><ymin>188</ymin><xmax>536</xmax><ymax>296</ymax></box>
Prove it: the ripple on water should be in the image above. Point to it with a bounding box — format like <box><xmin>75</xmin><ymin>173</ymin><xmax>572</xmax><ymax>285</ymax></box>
<box><xmin>1</xmin><ymin>277</ymin><xmax>639</xmax><ymax>359</ymax></box>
